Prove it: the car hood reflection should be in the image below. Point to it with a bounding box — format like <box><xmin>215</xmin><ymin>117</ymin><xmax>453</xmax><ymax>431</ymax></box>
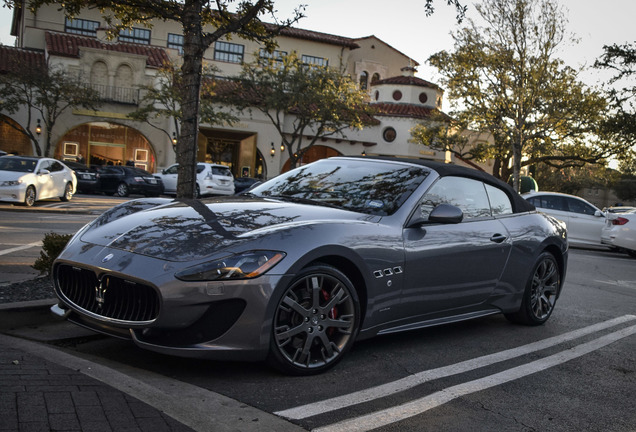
<box><xmin>80</xmin><ymin>197</ymin><xmax>375</xmax><ymax>261</ymax></box>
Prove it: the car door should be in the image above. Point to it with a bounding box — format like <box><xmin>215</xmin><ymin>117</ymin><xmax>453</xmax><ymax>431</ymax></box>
<box><xmin>402</xmin><ymin>176</ymin><xmax>512</xmax><ymax>317</ymax></box>
<box><xmin>34</xmin><ymin>160</ymin><xmax>55</xmax><ymax>199</ymax></box>
<box><xmin>564</xmin><ymin>196</ymin><xmax>604</xmax><ymax>245</ymax></box>
<box><xmin>160</xmin><ymin>164</ymin><xmax>179</xmax><ymax>194</ymax></box>
<box><xmin>47</xmin><ymin>161</ymin><xmax>67</xmax><ymax>196</ymax></box>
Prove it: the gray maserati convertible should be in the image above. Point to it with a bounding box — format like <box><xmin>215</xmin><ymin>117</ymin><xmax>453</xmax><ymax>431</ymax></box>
<box><xmin>51</xmin><ymin>156</ymin><xmax>568</xmax><ymax>375</ymax></box>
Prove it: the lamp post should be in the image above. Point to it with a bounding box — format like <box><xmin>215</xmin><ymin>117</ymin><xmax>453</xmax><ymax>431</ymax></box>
<box><xmin>270</xmin><ymin>142</ymin><xmax>275</xmax><ymax>157</ymax></box>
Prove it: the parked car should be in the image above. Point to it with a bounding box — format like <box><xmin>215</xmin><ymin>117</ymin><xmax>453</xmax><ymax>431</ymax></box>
<box><xmin>603</xmin><ymin>206</ymin><xmax>636</xmax><ymax>214</ymax></box>
<box><xmin>154</xmin><ymin>163</ymin><xmax>235</xmax><ymax>197</ymax></box>
<box><xmin>0</xmin><ymin>156</ymin><xmax>76</xmax><ymax>206</ymax></box>
<box><xmin>523</xmin><ymin>191</ymin><xmax>606</xmax><ymax>247</ymax></box>
<box><xmin>601</xmin><ymin>209</ymin><xmax>636</xmax><ymax>257</ymax></box>
<box><xmin>51</xmin><ymin>156</ymin><xmax>567</xmax><ymax>375</ymax></box>
<box><xmin>61</xmin><ymin>160</ymin><xmax>100</xmax><ymax>194</ymax></box>
<box><xmin>95</xmin><ymin>165</ymin><xmax>163</xmax><ymax>197</ymax></box>
<box><xmin>234</xmin><ymin>176</ymin><xmax>261</xmax><ymax>194</ymax></box>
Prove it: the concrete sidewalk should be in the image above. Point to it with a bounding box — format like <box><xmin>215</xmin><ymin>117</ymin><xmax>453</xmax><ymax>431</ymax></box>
<box><xmin>0</xmin><ymin>301</ymin><xmax>306</xmax><ymax>432</ymax></box>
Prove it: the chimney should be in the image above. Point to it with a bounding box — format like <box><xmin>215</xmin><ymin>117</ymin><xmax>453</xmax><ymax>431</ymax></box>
<box><xmin>401</xmin><ymin>65</ymin><xmax>417</xmax><ymax>77</ymax></box>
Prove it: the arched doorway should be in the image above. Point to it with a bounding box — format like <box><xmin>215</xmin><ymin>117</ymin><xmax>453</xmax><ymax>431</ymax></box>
<box><xmin>0</xmin><ymin>115</ymin><xmax>33</xmax><ymax>156</ymax></box>
<box><xmin>281</xmin><ymin>145</ymin><xmax>342</xmax><ymax>172</ymax></box>
<box><xmin>54</xmin><ymin>122</ymin><xmax>157</xmax><ymax>172</ymax></box>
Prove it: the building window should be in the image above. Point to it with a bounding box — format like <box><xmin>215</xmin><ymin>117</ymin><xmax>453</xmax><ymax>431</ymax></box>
<box><xmin>301</xmin><ymin>55</ymin><xmax>328</xmax><ymax>67</ymax></box>
<box><xmin>392</xmin><ymin>90</ymin><xmax>402</xmax><ymax>101</ymax></box>
<box><xmin>419</xmin><ymin>92</ymin><xmax>428</xmax><ymax>104</ymax></box>
<box><xmin>167</xmin><ymin>33</ymin><xmax>184</xmax><ymax>54</ymax></box>
<box><xmin>372</xmin><ymin>73</ymin><xmax>380</xmax><ymax>84</ymax></box>
<box><xmin>259</xmin><ymin>48</ymin><xmax>287</xmax><ymax>66</ymax></box>
<box><xmin>214</xmin><ymin>41</ymin><xmax>245</xmax><ymax>63</ymax></box>
<box><xmin>119</xmin><ymin>27</ymin><xmax>151</xmax><ymax>45</ymax></box>
<box><xmin>383</xmin><ymin>127</ymin><xmax>397</xmax><ymax>143</ymax></box>
<box><xmin>359</xmin><ymin>71</ymin><xmax>369</xmax><ymax>90</ymax></box>
<box><xmin>65</xmin><ymin>18</ymin><xmax>100</xmax><ymax>36</ymax></box>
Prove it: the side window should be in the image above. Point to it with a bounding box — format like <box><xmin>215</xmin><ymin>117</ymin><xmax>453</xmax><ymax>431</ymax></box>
<box><xmin>485</xmin><ymin>184</ymin><xmax>513</xmax><ymax>215</ymax></box>
<box><xmin>531</xmin><ymin>195</ymin><xmax>566</xmax><ymax>211</ymax></box>
<box><xmin>419</xmin><ymin>177</ymin><xmax>491</xmax><ymax>221</ymax></box>
<box><xmin>49</xmin><ymin>161</ymin><xmax>64</xmax><ymax>172</ymax></box>
<box><xmin>166</xmin><ymin>165</ymin><xmax>179</xmax><ymax>175</ymax></box>
<box><xmin>566</xmin><ymin>198</ymin><xmax>596</xmax><ymax>215</ymax></box>
<box><xmin>38</xmin><ymin>161</ymin><xmax>51</xmax><ymax>172</ymax></box>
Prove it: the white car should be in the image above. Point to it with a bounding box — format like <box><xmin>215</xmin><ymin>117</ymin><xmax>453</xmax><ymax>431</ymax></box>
<box><xmin>155</xmin><ymin>163</ymin><xmax>235</xmax><ymax>197</ymax></box>
<box><xmin>523</xmin><ymin>191</ymin><xmax>606</xmax><ymax>247</ymax></box>
<box><xmin>601</xmin><ymin>209</ymin><xmax>636</xmax><ymax>257</ymax></box>
<box><xmin>0</xmin><ymin>156</ymin><xmax>76</xmax><ymax>206</ymax></box>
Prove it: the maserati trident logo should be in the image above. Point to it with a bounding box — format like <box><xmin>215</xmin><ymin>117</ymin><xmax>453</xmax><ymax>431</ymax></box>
<box><xmin>95</xmin><ymin>276</ymin><xmax>108</xmax><ymax>308</ymax></box>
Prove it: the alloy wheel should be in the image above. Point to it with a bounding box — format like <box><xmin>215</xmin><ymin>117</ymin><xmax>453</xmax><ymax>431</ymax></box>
<box><xmin>529</xmin><ymin>256</ymin><xmax>559</xmax><ymax>320</ymax></box>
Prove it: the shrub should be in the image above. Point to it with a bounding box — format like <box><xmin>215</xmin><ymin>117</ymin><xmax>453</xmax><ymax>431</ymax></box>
<box><xmin>32</xmin><ymin>232</ymin><xmax>73</xmax><ymax>275</ymax></box>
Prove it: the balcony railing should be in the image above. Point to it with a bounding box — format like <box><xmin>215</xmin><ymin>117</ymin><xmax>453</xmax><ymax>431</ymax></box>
<box><xmin>90</xmin><ymin>84</ymin><xmax>139</xmax><ymax>105</ymax></box>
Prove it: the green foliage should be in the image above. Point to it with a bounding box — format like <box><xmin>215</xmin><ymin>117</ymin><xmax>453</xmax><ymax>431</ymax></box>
<box><xmin>534</xmin><ymin>164</ymin><xmax>620</xmax><ymax>196</ymax></box>
<box><xmin>32</xmin><ymin>233</ymin><xmax>73</xmax><ymax>275</ymax></box>
<box><xmin>218</xmin><ymin>52</ymin><xmax>378</xmax><ymax>169</ymax></box>
<box><xmin>426</xmin><ymin>0</ymin><xmax>617</xmax><ymax>187</ymax></box>
<box><xmin>613</xmin><ymin>177</ymin><xmax>636</xmax><ymax>201</ymax></box>
<box><xmin>127</xmin><ymin>62</ymin><xmax>238</xmax><ymax>150</ymax></box>
<box><xmin>0</xmin><ymin>63</ymin><xmax>101</xmax><ymax>157</ymax></box>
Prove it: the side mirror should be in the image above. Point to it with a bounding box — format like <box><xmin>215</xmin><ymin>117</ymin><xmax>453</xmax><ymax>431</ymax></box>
<box><xmin>594</xmin><ymin>210</ymin><xmax>604</xmax><ymax>218</ymax></box>
<box><xmin>38</xmin><ymin>169</ymin><xmax>51</xmax><ymax>175</ymax></box>
<box><xmin>407</xmin><ymin>203</ymin><xmax>464</xmax><ymax>228</ymax></box>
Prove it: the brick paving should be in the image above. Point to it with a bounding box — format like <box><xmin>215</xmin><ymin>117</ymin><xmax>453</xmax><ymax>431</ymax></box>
<box><xmin>0</xmin><ymin>344</ymin><xmax>194</xmax><ymax>432</ymax></box>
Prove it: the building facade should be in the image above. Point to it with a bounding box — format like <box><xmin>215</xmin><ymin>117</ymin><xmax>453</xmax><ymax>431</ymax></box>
<box><xmin>2</xmin><ymin>1</ymin><xmax>464</xmax><ymax>179</ymax></box>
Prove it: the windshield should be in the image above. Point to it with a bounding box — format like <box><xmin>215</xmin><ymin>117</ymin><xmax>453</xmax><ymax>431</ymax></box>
<box><xmin>0</xmin><ymin>157</ymin><xmax>37</xmax><ymax>173</ymax></box>
<box><xmin>250</xmin><ymin>158</ymin><xmax>429</xmax><ymax>216</ymax></box>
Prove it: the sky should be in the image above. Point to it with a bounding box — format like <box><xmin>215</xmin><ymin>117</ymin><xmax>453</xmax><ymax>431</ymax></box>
<box><xmin>0</xmin><ymin>0</ymin><xmax>634</xmax><ymax>89</ymax></box>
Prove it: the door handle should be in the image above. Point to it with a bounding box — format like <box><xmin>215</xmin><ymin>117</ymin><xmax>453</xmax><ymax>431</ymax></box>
<box><xmin>490</xmin><ymin>233</ymin><xmax>507</xmax><ymax>243</ymax></box>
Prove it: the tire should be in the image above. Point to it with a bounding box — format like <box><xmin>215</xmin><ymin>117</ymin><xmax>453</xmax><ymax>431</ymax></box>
<box><xmin>505</xmin><ymin>252</ymin><xmax>561</xmax><ymax>326</ymax></box>
<box><xmin>60</xmin><ymin>182</ymin><xmax>73</xmax><ymax>202</ymax></box>
<box><xmin>116</xmin><ymin>183</ymin><xmax>129</xmax><ymax>197</ymax></box>
<box><xmin>24</xmin><ymin>186</ymin><xmax>36</xmax><ymax>207</ymax></box>
<box><xmin>267</xmin><ymin>264</ymin><xmax>360</xmax><ymax>375</ymax></box>
<box><xmin>195</xmin><ymin>184</ymin><xmax>201</xmax><ymax>198</ymax></box>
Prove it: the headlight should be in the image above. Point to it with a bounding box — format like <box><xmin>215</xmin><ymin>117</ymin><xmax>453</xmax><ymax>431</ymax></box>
<box><xmin>1</xmin><ymin>180</ymin><xmax>23</xmax><ymax>186</ymax></box>
<box><xmin>175</xmin><ymin>251</ymin><xmax>286</xmax><ymax>281</ymax></box>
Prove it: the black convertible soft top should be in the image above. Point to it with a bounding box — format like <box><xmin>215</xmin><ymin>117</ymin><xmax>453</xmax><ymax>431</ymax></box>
<box><xmin>343</xmin><ymin>156</ymin><xmax>536</xmax><ymax>214</ymax></box>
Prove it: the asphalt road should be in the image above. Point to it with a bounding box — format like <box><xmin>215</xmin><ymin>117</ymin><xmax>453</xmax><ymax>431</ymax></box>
<box><xmin>1</xmin><ymin>198</ymin><xmax>635</xmax><ymax>431</ymax></box>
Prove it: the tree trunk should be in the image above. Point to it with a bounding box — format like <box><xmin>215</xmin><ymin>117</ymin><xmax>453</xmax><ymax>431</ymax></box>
<box><xmin>176</xmin><ymin>0</ymin><xmax>204</xmax><ymax>199</ymax></box>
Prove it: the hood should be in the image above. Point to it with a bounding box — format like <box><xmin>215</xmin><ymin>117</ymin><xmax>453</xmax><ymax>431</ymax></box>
<box><xmin>0</xmin><ymin>171</ymin><xmax>29</xmax><ymax>182</ymax></box>
<box><xmin>80</xmin><ymin>197</ymin><xmax>377</xmax><ymax>261</ymax></box>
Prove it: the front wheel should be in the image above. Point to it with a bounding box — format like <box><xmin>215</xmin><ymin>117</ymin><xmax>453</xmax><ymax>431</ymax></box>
<box><xmin>24</xmin><ymin>186</ymin><xmax>36</xmax><ymax>207</ymax></box>
<box><xmin>60</xmin><ymin>182</ymin><xmax>73</xmax><ymax>201</ymax></box>
<box><xmin>268</xmin><ymin>264</ymin><xmax>360</xmax><ymax>375</ymax></box>
<box><xmin>505</xmin><ymin>252</ymin><xmax>561</xmax><ymax>326</ymax></box>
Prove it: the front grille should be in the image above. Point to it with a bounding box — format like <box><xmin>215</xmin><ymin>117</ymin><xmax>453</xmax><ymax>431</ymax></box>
<box><xmin>55</xmin><ymin>264</ymin><xmax>160</xmax><ymax>323</ymax></box>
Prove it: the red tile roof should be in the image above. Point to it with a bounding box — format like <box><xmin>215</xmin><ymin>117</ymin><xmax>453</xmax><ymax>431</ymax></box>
<box><xmin>44</xmin><ymin>31</ymin><xmax>170</xmax><ymax>68</ymax></box>
<box><xmin>373</xmin><ymin>75</ymin><xmax>440</xmax><ymax>90</ymax></box>
<box><xmin>267</xmin><ymin>24</ymin><xmax>359</xmax><ymax>49</ymax></box>
<box><xmin>371</xmin><ymin>103</ymin><xmax>438</xmax><ymax>120</ymax></box>
<box><xmin>0</xmin><ymin>45</ymin><xmax>45</xmax><ymax>74</ymax></box>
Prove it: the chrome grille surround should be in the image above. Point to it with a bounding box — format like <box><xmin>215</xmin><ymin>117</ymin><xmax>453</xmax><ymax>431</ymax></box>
<box><xmin>55</xmin><ymin>264</ymin><xmax>160</xmax><ymax>324</ymax></box>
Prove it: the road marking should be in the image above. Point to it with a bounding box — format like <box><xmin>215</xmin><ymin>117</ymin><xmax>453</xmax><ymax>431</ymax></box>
<box><xmin>0</xmin><ymin>242</ymin><xmax>42</xmax><ymax>256</ymax></box>
<box><xmin>276</xmin><ymin>315</ymin><xmax>636</xmax><ymax>420</ymax></box>
<box><xmin>595</xmin><ymin>280</ymin><xmax>636</xmax><ymax>289</ymax></box>
<box><xmin>314</xmin><ymin>324</ymin><xmax>636</xmax><ymax>432</ymax></box>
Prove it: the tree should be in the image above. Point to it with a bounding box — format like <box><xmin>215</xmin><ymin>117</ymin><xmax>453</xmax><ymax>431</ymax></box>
<box><xmin>595</xmin><ymin>42</ymin><xmax>636</xmax><ymax>173</ymax></box>
<box><xmin>424</xmin><ymin>0</ymin><xmax>468</xmax><ymax>22</ymax></box>
<box><xmin>17</xmin><ymin>0</ymin><xmax>304</xmax><ymax>198</ymax></box>
<box><xmin>218</xmin><ymin>52</ymin><xmax>378</xmax><ymax>170</ymax></box>
<box><xmin>127</xmin><ymin>62</ymin><xmax>238</xmax><ymax>151</ymax></box>
<box><xmin>0</xmin><ymin>61</ymin><xmax>101</xmax><ymax>157</ymax></box>
<box><xmin>424</xmin><ymin>0</ymin><xmax>617</xmax><ymax>190</ymax></box>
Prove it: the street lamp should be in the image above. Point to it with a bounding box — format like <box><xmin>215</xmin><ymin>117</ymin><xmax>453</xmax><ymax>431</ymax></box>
<box><xmin>172</xmin><ymin>132</ymin><xmax>177</xmax><ymax>145</ymax></box>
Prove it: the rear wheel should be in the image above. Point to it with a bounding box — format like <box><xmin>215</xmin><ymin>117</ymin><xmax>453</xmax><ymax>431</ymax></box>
<box><xmin>60</xmin><ymin>182</ymin><xmax>73</xmax><ymax>201</ymax></box>
<box><xmin>505</xmin><ymin>252</ymin><xmax>560</xmax><ymax>325</ymax></box>
<box><xmin>116</xmin><ymin>183</ymin><xmax>129</xmax><ymax>197</ymax></box>
<box><xmin>24</xmin><ymin>186</ymin><xmax>36</xmax><ymax>207</ymax></box>
<box><xmin>195</xmin><ymin>184</ymin><xmax>201</xmax><ymax>198</ymax></box>
<box><xmin>268</xmin><ymin>264</ymin><xmax>360</xmax><ymax>375</ymax></box>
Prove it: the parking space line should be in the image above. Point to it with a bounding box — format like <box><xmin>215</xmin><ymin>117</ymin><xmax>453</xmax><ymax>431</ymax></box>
<box><xmin>276</xmin><ymin>315</ymin><xmax>636</xmax><ymax>420</ymax></box>
<box><xmin>0</xmin><ymin>242</ymin><xmax>42</xmax><ymax>256</ymax></box>
<box><xmin>314</xmin><ymin>324</ymin><xmax>636</xmax><ymax>432</ymax></box>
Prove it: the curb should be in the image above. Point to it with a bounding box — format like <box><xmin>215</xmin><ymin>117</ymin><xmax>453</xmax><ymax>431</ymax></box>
<box><xmin>0</xmin><ymin>298</ymin><xmax>57</xmax><ymax>311</ymax></box>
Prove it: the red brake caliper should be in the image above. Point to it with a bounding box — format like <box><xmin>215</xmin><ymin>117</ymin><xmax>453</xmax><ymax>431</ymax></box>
<box><xmin>321</xmin><ymin>289</ymin><xmax>338</xmax><ymax>335</ymax></box>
